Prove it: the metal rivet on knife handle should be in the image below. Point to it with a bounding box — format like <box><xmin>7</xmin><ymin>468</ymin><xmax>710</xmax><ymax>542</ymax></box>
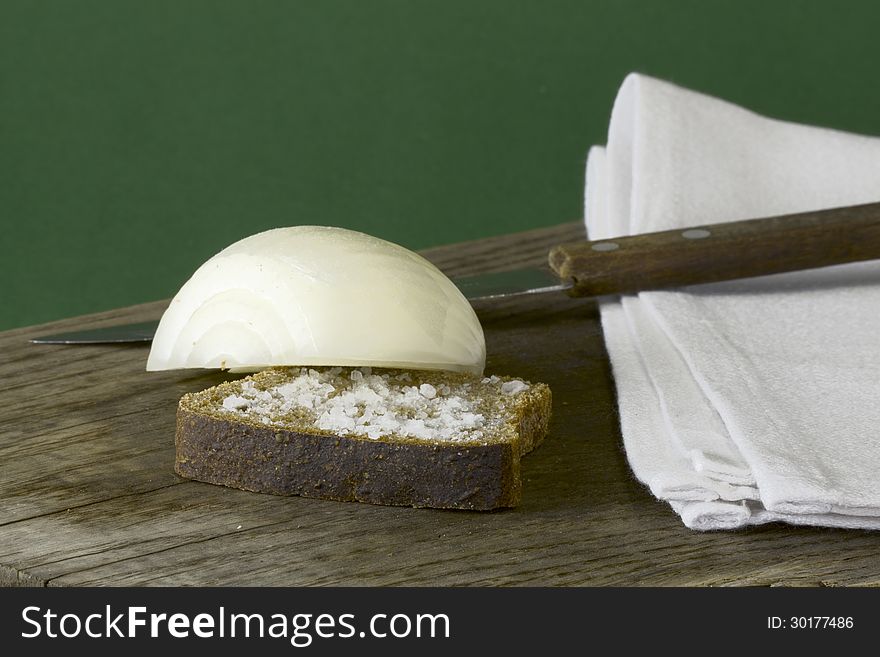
<box><xmin>547</xmin><ymin>201</ymin><xmax>880</xmax><ymax>297</ymax></box>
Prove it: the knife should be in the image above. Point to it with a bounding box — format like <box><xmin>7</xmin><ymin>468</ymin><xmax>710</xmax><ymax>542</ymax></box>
<box><xmin>30</xmin><ymin>201</ymin><xmax>880</xmax><ymax>344</ymax></box>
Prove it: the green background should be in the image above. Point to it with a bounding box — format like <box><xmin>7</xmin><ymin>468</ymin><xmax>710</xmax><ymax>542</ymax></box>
<box><xmin>3</xmin><ymin>0</ymin><xmax>880</xmax><ymax>330</ymax></box>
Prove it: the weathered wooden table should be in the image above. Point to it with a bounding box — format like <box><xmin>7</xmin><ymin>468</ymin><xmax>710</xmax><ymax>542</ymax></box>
<box><xmin>3</xmin><ymin>223</ymin><xmax>880</xmax><ymax>587</ymax></box>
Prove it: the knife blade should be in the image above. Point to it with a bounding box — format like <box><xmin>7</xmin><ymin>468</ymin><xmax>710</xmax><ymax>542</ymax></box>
<box><xmin>30</xmin><ymin>320</ymin><xmax>162</xmax><ymax>344</ymax></box>
<box><xmin>29</xmin><ymin>200</ymin><xmax>880</xmax><ymax>344</ymax></box>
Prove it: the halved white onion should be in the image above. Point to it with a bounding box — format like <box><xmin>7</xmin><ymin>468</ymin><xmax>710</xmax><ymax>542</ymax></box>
<box><xmin>146</xmin><ymin>226</ymin><xmax>486</xmax><ymax>375</ymax></box>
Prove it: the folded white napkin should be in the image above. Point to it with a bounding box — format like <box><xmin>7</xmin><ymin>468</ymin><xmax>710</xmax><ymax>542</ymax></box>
<box><xmin>587</xmin><ymin>73</ymin><xmax>880</xmax><ymax>530</ymax></box>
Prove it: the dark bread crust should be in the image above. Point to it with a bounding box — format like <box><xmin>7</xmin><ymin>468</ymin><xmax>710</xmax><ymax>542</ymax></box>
<box><xmin>174</xmin><ymin>375</ymin><xmax>551</xmax><ymax>510</ymax></box>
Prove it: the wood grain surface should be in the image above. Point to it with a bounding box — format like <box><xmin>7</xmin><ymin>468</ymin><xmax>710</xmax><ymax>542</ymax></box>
<box><xmin>3</xmin><ymin>223</ymin><xmax>880</xmax><ymax>587</ymax></box>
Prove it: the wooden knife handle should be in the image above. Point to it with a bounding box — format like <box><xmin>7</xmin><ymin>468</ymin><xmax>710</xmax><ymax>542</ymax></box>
<box><xmin>548</xmin><ymin>201</ymin><xmax>880</xmax><ymax>297</ymax></box>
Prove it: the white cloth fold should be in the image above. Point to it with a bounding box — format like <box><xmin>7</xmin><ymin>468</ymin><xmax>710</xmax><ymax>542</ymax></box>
<box><xmin>587</xmin><ymin>73</ymin><xmax>880</xmax><ymax>530</ymax></box>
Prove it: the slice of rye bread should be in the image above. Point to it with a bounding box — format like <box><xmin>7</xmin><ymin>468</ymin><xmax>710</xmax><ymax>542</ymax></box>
<box><xmin>175</xmin><ymin>367</ymin><xmax>552</xmax><ymax>510</ymax></box>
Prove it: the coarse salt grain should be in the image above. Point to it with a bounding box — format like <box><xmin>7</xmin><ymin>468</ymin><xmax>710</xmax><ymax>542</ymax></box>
<box><xmin>501</xmin><ymin>380</ymin><xmax>529</xmax><ymax>395</ymax></box>
<box><xmin>223</xmin><ymin>395</ymin><xmax>250</xmax><ymax>411</ymax></box>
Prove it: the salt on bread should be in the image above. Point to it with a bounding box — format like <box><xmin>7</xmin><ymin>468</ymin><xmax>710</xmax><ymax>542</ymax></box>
<box><xmin>176</xmin><ymin>367</ymin><xmax>551</xmax><ymax>509</ymax></box>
